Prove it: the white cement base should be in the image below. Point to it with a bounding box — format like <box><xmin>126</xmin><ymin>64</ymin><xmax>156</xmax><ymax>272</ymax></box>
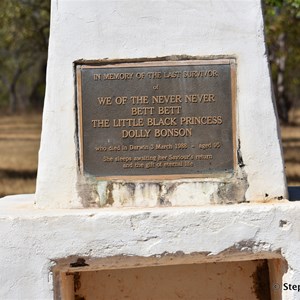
<box><xmin>1</xmin><ymin>195</ymin><xmax>300</xmax><ymax>299</ymax></box>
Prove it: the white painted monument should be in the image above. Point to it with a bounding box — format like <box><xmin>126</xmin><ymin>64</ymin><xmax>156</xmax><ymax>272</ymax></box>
<box><xmin>1</xmin><ymin>0</ymin><xmax>300</xmax><ymax>299</ymax></box>
<box><xmin>35</xmin><ymin>0</ymin><xmax>288</xmax><ymax>209</ymax></box>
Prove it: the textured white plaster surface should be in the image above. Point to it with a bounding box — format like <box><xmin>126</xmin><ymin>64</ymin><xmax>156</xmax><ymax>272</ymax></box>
<box><xmin>36</xmin><ymin>0</ymin><xmax>287</xmax><ymax>208</ymax></box>
<box><xmin>1</xmin><ymin>195</ymin><xmax>300</xmax><ymax>299</ymax></box>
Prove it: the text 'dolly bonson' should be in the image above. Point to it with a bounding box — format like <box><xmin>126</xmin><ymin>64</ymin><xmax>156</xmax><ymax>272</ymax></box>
<box><xmin>76</xmin><ymin>60</ymin><xmax>236</xmax><ymax>177</ymax></box>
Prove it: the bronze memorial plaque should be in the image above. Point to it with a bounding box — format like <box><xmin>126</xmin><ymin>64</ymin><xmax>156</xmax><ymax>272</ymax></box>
<box><xmin>76</xmin><ymin>60</ymin><xmax>236</xmax><ymax>178</ymax></box>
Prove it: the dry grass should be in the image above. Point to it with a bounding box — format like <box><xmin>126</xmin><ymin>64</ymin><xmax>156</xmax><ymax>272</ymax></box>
<box><xmin>0</xmin><ymin>113</ymin><xmax>41</xmax><ymax>170</ymax></box>
<box><xmin>0</xmin><ymin>177</ymin><xmax>37</xmax><ymax>196</ymax></box>
<box><xmin>0</xmin><ymin>113</ymin><xmax>42</xmax><ymax>197</ymax></box>
<box><xmin>0</xmin><ymin>110</ymin><xmax>299</xmax><ymax>198</ymax></box>
<box><xmin>280</xmin><ymin>107</ymin><xmax>300</xmax><ymax>186</ymax></box>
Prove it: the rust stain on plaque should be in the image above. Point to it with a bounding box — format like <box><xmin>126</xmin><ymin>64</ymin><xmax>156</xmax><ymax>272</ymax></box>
<box><xmin>76</xmin><ymin>59</ymin><xmax>236</xmax><ymax>178</ymax></box>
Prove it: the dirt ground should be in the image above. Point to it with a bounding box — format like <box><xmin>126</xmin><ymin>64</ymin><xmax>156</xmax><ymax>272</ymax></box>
<box><xmin>281</xmin><ymin>108</ymin><xmax>300</xmax><ymax>186</ymax></box>
<box><xmin>0</xmin><ymin>113</ymin><xmax>41</xmax><ymax>197</ymax></box>
<box><xmin>0</xmin><ymin>111</ymin><xmax>299</xmax><ymax>197</ymax></box>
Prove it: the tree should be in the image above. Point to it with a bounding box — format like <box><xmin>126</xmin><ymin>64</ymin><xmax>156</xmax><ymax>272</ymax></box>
<box><xmin>0</xmin><ymin>0</ymin><xmax>50</xmax><ymax>113</ymax></box>
<box><xmin>264</xmin><ymin>0</ymin><xmax>300</xmax><ymax>123</ymax></box>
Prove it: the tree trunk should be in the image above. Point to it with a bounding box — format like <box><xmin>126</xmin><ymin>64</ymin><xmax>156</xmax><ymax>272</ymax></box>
<box><xmin>9</xmin><ymin>82</ymin><xmax>19</xmax><ymax>114</ymax></box>
<box><xmin>276</xmin><ymin>32</ymin><xmax>291</xmax><ymax>124</ymax></box>
<box><xmin>29</xmin><ymin>59</ymin><xmax>47</xmax><ymax>110</ymax></box>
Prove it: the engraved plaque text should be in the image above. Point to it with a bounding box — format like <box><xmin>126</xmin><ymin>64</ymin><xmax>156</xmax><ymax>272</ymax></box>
<box><xmin>76</xmin><ymin>60</ymin><xmax>236</xmax><ymax>178</ymax></box>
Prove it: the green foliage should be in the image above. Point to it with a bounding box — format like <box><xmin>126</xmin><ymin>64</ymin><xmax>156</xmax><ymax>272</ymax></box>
<box><xmin>0</xmin><ymin>0</ymin><xmax>50</xmax><ymax>112</ymax></box>
<box><xmin>264</xmin><ymin>0</ymin><xmax>300</xmax><ymax>122</ymax></box>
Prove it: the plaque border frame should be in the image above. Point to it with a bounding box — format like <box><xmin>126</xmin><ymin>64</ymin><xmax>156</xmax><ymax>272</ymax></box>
<box><xmin>75</xmin><ymin>58</ymin><xmax>237</xmax><ymax>180</ymax></box>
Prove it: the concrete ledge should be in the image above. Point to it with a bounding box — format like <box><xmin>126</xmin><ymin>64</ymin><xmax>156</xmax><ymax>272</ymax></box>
<box><xmin>1</xmin><ymin>194</ymin><xmax>300</xmax><ymax>299</ymax></box>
